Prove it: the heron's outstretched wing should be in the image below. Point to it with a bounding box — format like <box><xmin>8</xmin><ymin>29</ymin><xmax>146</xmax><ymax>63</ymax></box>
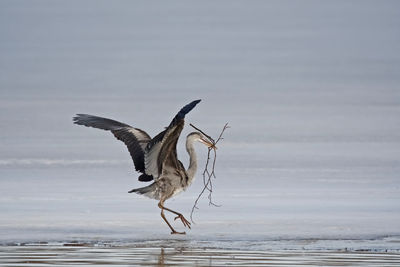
<box><xmin>144</xmin><ymin>100</ymin><xmax>201</xmax><ymax>179</ymax></box>
<box><xmin>73</xmin><ymin>114</ymin><xmax>151</xmax><ymax>174</ymax></box>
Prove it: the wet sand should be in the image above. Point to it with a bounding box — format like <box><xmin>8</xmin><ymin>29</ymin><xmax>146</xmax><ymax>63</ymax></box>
<box><xmin>1</xmin><ymin>243</ymin><xmax>400</xmax><ymax>266</ymax></box>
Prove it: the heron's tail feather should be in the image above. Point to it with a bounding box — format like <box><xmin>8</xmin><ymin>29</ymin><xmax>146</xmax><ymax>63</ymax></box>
<box><xmin>128</xmin><ymin>182</ymin><xmax>159</xmax><ymax>199</ymax></box>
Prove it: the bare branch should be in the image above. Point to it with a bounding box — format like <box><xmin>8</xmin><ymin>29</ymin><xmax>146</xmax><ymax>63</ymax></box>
<box><xmin>190</xmin><ymin>123</ymin><xmax>229</xmax><ymax>223</ymax></box>
<box><xmin>189</xmin><ymin>123</ymin><xmax>215</xmax><ymax>143</ymax></box>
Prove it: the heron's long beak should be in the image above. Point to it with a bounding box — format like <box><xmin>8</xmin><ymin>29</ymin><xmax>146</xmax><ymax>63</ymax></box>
<box><xmin>199</xmin><ymin>137</ymin><xmax>217</xmax><ymax>150</ymax></box>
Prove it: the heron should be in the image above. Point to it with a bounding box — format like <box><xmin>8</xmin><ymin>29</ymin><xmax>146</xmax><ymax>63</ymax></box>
<box><xmin>73</xmin><ymin>99</ymin><xmax>214</xmax><ymax>234</ymax></box>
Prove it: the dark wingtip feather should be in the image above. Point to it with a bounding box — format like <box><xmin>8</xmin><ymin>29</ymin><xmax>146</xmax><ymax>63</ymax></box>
<box><xmin>145</xmin><ymin>100</ymin><xmax>202</xmax><ymax>153</ymax></box>
<box><xmin>72</xmin><ymin>115</ymin><xmax>81</xmax><ymax>124</ymax></box>
<box><xmin>73</xmin><ymin>114</ymin><xmax>89</xmax><ymax>125</ymax></box>
<box><xmin>166</xmin><ymin>100</ymin><xmax>201</xmax><ymax>129</ymax></box>
<box><xmin>72</xmin><ymin>114</ymin><xmax>131</xmax><ymax>130</ymax></box>
<box><xmin>138</xmin><ymin>173</ymin><xmax>153</xmax><ymax>182</ymax></box>
<box><xmin>175</xmin><ymin>99</ymin><xmax>201</xmax><ymax>120</ymax></box>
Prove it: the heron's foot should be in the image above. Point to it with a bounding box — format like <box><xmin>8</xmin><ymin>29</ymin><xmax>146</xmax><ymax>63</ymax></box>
<box><xmin>174</xmin><ymin>214</ymin><xmax>191</xmax><ymax>229</ymax></box>
<box><xmin>171</xmin><ymin>230</ymin><xmax>186</xmax><ymax>235</ymax></box>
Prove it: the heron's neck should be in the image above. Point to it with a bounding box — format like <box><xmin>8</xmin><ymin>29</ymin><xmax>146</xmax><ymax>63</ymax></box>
<box><xmin>186</xmin><ymin>137</ymin><xmax>197</xmax><ymax>185</ymax></box>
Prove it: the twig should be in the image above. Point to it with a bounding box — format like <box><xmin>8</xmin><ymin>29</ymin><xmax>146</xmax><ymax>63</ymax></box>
<box><xmin>189</xmin><ymin>123</ymin><xmax>229</xmax><ymax>223</ymax></box>
<box><xmin>189</xmin><ymin>124</ymin><xmax>215</xmax><ymax>143</ymax></box>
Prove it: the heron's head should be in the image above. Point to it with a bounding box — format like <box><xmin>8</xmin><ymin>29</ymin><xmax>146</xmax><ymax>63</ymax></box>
<box><xmin>187</xmin><ymin>132</ymin><xmax>216</xmax><ymax>149</ymax></box>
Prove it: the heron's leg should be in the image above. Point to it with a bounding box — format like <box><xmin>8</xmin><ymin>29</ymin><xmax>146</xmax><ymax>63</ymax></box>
<box><xmin>158</xmin><ymin>202</ymin><xmax>191</xmax><ymax>229</ymax></box>
<box><xmin>158</xmin><ymin>201</ymin><xmax>186</xmax><ymax>235</ymax></box>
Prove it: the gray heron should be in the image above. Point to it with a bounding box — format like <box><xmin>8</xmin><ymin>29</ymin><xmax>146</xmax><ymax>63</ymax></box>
<box><xmin>73</xmin><ymin>100</ymin><xmax>214</xmax><ymax>234</ymax></box>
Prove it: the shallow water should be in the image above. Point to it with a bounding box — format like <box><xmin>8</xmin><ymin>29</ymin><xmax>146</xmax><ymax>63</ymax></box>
<box><xmin>1</xmin><ymin>243</ymin><xmax>400</xmax><ymax>266</ymax></box>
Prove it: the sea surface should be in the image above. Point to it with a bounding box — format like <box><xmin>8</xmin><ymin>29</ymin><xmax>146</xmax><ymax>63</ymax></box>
<box><xmin>1</xmin><ymin>0</ymin><xmax>400</xmax><ymax>265</ymax></box>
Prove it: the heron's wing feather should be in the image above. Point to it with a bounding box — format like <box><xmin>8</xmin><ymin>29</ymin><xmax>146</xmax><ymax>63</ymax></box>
<box><xmin>73</xmin><ymin>114</ymin><xmax>132</xmax><ymax>130</ymax></box>
<box><xmin>111</xmin><ymin>128</ymin><xmax>151</xmax><ymax>172</ymax></box>
<box><xmin>158</xmin><ymin>120</ymin><xmax>184</xmax><ymax>172</ymax></box>
<box><xmin>144</xmin><ymin>100</ymin><xmax>201</xmax><ymax>178</ymax></box>
<box><xmin>143</xmin><ymin>131</ymin><xmax>165</xmax><ymax>177</ymax></box>
<box><xmin>73</xmin><ymin>114</ymin><xmax>151</xmax><ymax>173</ymax></box>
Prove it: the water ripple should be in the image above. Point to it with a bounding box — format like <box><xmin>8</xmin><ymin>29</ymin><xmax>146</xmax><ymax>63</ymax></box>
<box><xmin>1</xmin><ymin>244</ymin><xmax>399</xmax><ymax>266</ymax></box>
